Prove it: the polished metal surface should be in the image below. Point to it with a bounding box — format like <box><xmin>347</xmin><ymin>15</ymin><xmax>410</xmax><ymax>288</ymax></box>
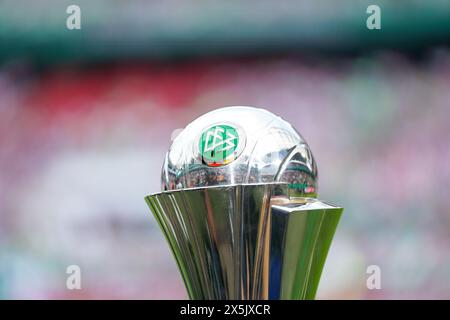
<box><xmin>146</xmin><ymin>106</ymin><xmax>343</xmax><ymax>300</ymax></box>
<box><xmin>145</xmin><ymin>183</ymin><xmax>342</xmax><ymax>299</ymax></box>
<box><xmin>161</xmin><ymin>106</ymin><xmax>318</xmax><ymax>197</ymax></box>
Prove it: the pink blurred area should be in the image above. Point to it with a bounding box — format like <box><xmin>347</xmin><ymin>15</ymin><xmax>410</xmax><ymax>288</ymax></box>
<box><xmin>1</xmin><ymin>53</ymin><xmax>450</xmax><ymax>299</ymax></box>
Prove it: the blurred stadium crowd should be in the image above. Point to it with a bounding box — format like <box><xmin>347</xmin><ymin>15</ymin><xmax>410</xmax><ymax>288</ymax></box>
<box><xmin>1</xmin><ymin>0</ymin><xmax>450</xmax><ymax>299</ymax></box>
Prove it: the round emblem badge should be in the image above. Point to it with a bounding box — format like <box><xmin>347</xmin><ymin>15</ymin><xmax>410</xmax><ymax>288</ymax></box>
<box><xmin>198</xmin><ymin>124</ymin><xmax>244</xmax><ymax>167</ymax></box>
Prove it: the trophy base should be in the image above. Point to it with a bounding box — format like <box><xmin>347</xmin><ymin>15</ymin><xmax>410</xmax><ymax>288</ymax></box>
<box><xmin>146</xmin><ymin>183</ymin><xmax>342</xmax><ymax>300</ymax></box>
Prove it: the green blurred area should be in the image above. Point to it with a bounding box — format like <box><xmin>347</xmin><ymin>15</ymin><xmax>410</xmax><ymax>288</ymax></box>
<box><xmin>1</xmin><ymin>0</ymin><xmax>450</xmax><ymax>65</ymax></box>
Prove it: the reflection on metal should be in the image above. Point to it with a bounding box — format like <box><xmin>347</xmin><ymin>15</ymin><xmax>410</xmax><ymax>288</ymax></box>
<box><xmin>145</xmin><ymin>183</ymin><xmax>342</xmax><ymax>299</ymax></box>
<box><xmin>161</xmin><ymin>107</ymin><xmax>318</xmax><ymax>197</ymax></box>
<box><xmin>147</xmin><ymin>106</ymin><xmax>342</xmax><ymax>299</ymax></box>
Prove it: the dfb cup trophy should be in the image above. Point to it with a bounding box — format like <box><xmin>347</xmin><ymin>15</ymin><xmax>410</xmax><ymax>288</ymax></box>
<box><xmin>145</xmin><ymin>106</ymin><xmax>343</xmax><ymax>300</ymax></box>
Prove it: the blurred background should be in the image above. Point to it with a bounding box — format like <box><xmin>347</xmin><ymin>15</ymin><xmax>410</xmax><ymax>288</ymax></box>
<box><xmin>1</xmin><ymin>0</ymin><xmax>450</xmax><ymax>299</ymax></box>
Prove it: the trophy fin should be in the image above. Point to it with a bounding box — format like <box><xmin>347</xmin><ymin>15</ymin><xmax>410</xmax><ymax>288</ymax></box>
<box><xmin>269</xmin><ymin>199</ymin><xmax>342</xmax><ymax>299</ymax></box>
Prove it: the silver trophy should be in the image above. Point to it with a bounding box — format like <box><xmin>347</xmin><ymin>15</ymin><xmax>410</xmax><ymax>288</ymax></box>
<box><xmin>145</xmin><ymin>106</ymin><xmax>343</xmax><ymax>299</ymax></box>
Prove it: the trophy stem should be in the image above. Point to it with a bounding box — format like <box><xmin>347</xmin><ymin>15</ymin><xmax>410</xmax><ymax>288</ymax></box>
<box><xmin>146</xmin><ymin>183</ymin><xmax>342</xmax><ymax>300</ymax></box>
